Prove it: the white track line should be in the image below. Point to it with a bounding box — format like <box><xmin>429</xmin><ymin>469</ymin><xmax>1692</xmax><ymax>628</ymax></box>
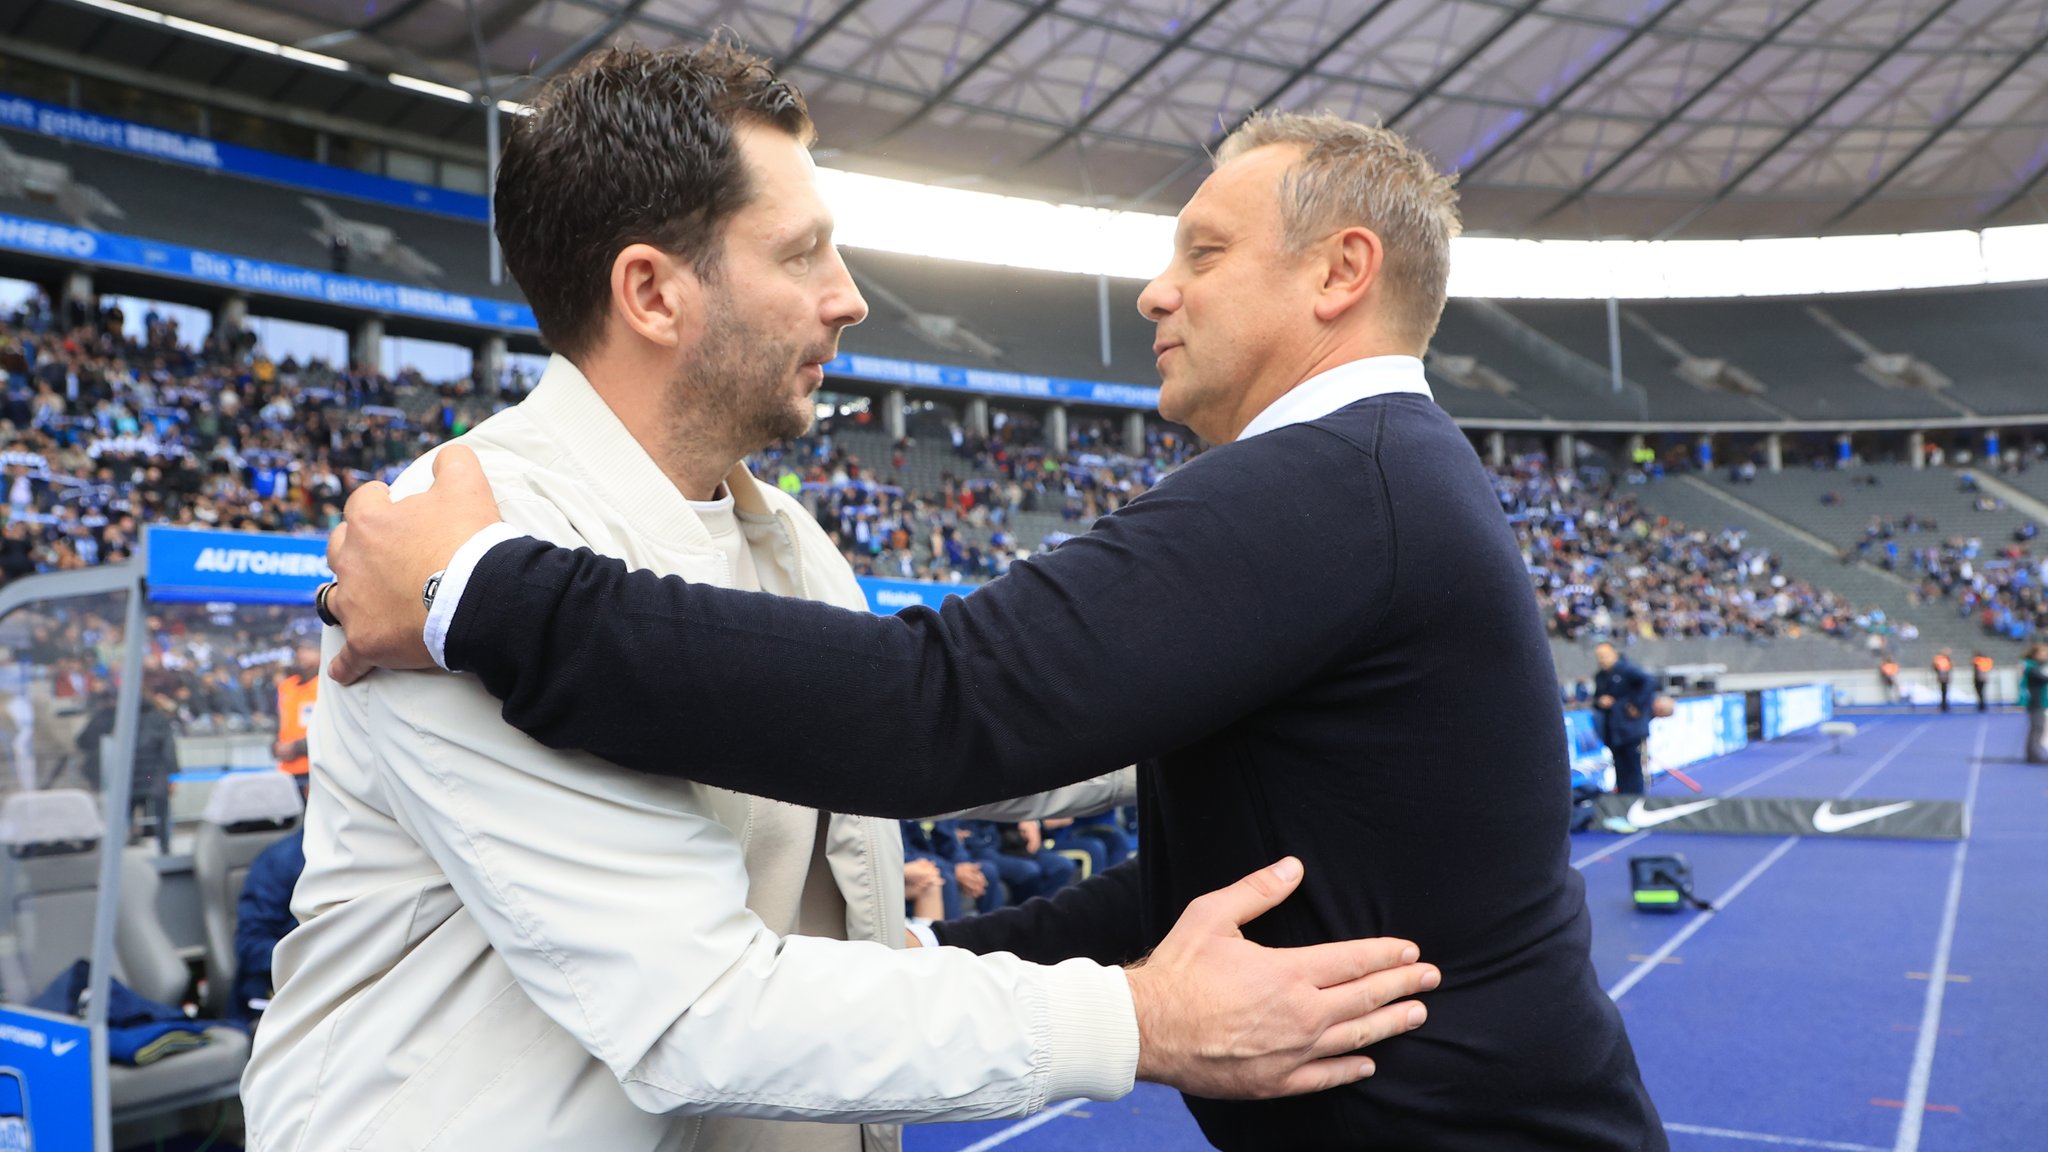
<box><xmin>950</xmin><ymin>1097</ymin><xmax>1087</xmax><ymax>1152</ymax></box>
<box><xmin>1605</xmin><ymin>835</ymin><xmax>1799</xmax><ymax>1001</ymax></box>
<box><xmin>1837</xmin><ymin>722</ymin><xmax>1933</xmax><ymax>798</ymax></box>
<box><xmin>1605</xmin><ymin>718</ymin><xmax>1933</xmax><ymax>1003</ymax></box>
<box><xmin>1572</xmin><ymin>829</ymin><xmax>1650</xmax><ymax>869</ymax></box>
<box><xmin>1571</xmin><ymin>719</ymin><xmax>1892</xmax><ymax>872</ymax></box>
<box><xmin>1664</xmin><ymin>1121</ymin><xmax>1888</xmax><ymax>1151</ymax></box>
<box><xmin>1892</xmin><ymin>718</ymin><xmax>1988</xmax><ymax>1152</ymax></box>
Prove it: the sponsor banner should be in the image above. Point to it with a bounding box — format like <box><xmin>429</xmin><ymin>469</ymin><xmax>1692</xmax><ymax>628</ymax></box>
<box><xmin>0</xmin><ymin>1004</ymin><xmax>94</xmax><ymax>1149</ymax></box>
<box><xmin>0</xmin><ymin>91</ymin><xmax>486</xmax><ymax>221</ymax></box>
<box><xmin>0</xmin><ymin>212</ymin><xmax>536</xmax><ymax>332</ymax></box>
<box><xmin>856</xmin><ymin>576</ymin><xmax>974</xmax><ymax>614</ymax></box>
<box><xmin>826</xmin><ymin>353</ymin><xmax>1160</xmax><ymax>411</ymax></box>
<box><xmin>1646</xmin><ymin>693</ymin><xmax>1747</xmax><ymax>771</ymax></box>
<box><xmin>1590</xmin><ymin>794</ymin><xmax>1967</xmax><ymax>841</ymax></box>
<box><xmin>1563</xmin><ymin>709</ymin><xmax>1612</xmax><ymax>788</ymax></box>
<box><xmin>1762</xmin><ymin>683</ymin><xmax>1834</xmax><ymax>741</ymax></box>
<box><xmin>145</xmin><ymin>526</ymin><xmax>331</xmax><ymax>606</ymax></box>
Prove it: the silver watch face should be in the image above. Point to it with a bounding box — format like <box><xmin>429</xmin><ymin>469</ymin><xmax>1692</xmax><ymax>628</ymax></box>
<box><xmin>423</xmin><ymin>572</ymin><xmax>444</xmax><ymax>611</ymax></box>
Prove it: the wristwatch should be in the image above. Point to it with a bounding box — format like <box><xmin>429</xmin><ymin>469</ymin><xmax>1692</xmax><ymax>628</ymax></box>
<box><xmin>423</xmin><ymin>570</ymin><xmax>445</xmax><ymax>612</ymax></box>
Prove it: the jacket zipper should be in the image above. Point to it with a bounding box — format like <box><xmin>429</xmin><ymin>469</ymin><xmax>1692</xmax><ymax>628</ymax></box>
<box><xmin>783</xmin><ymin>506</ymin><xmax>897</xmax><ymax>1152</ymax></box>
<box><xmin>775</xmin><ymin>509</ymin><xmax>813</xmax><ymax>601</ymax></box>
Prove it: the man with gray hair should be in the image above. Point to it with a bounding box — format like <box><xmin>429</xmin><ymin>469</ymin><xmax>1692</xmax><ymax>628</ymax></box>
<box><xmin>323</xmin><ymin>110</ymin><xmax>1666</xmax><ymax>1150</ymax></box>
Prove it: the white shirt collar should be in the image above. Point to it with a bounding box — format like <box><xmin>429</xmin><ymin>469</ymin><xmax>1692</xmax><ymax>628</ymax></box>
<box><xmin>1235</xmin><ymin>355</ymin><xmax>1433</xmax><ymax>442</ymax></box>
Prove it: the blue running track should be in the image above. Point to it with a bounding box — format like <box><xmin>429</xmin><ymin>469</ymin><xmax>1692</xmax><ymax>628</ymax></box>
<box><xmin>903</xmin><ymin>712</ymin><xmax>2047</xmax><ymax>1152</ymax></box>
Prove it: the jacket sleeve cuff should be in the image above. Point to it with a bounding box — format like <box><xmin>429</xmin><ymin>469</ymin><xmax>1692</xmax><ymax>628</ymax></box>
<box><xmin>424</xmin><ymin>522</ymin><xmax>529</xmax><ymax>669</ymax></box>
<box><xmin>1035</xmin><ymin>960</ymin><xmax>1140</xmax><ymax>1104</ymax></box>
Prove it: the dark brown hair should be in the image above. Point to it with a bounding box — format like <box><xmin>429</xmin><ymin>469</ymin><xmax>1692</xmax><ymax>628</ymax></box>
<box><xmin>494</xmin><ymin>40</ymin><xmax>813</xmax><ymax>359</ymax></box>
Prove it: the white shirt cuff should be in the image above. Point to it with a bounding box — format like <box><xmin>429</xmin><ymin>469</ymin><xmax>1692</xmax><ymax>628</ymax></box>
<box><xmin>904</xmin><ymin>920</ymin><xmax>941</xmax><ymax>950</ymax></box>
<box><xmin>424</xmin><ymin>522</ymin><xmax>528</xmax><ymax>671</ymax></box>
<box><xmin>1036</xmin><ymin>960</ymin><xmax>1141</xmax><ymax>1104</ymax></box>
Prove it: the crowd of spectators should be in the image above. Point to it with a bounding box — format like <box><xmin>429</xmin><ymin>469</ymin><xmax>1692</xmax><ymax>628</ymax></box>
<box><xmin>752</xmin><ymin>411</ymin><xmax>1203</xmax><ymax>585</ymax></box>
<box><xmin>0</xmin><ymin>291</ymin><xmax>1213</xmax><ymax>772</ymax></box>
<box><xmin>0</xmin><ymin>292</ymin><xmax>454</xmax><ymax>587</ymax></box>
<box><xmin>1907</xmin><ymin>542</ymin><xmax>2048</xmax><ymax>643</ymax></box>
<box><xmin>1831</xmin><ymin>471</ymin><xmax>2048</xmax><ymax>644</ymax></box>
<box><xmin>1498</xmin><ymin>457</ymin><xmax>1895</xmax><ymax>646</ymax></box>
<box><xmin>25</xmin><ymin>288</ymin><xmax>2044</xmax><ymax>724</ymax></box>
<box><xmin>2</xmin><ymin>288</ymin><xmax>1215</xmax><ymax>594</ymax></box>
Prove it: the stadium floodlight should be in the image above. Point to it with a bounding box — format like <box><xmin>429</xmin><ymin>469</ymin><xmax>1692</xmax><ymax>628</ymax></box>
<box><xmin>1982</xmin><ymin>222</ymin><xmax>2048</xmax><ymax>284</ymax></box>
<box><xmin>387</xmin><ymin>74</ymin><xmax>477</xmax><ymax>105</ymax></box>
<box><xmin>813</xmin><ymin>167</ymin><xmax>1175</xmax><ymax>280</ymax></box>
<box><xmin>70</xmin><ymin>0</ymin><xmax>348</xmax><ymax>71</ymax></box>
<box><xmin>814</xmin><ymin>167</ymin><xmax>2048</xmax><ymax>296</ymax></box>
<box><xmin>48</xmin><ymin>0</ymin><xmax>2048</xmax><ymax>298</ymax></box>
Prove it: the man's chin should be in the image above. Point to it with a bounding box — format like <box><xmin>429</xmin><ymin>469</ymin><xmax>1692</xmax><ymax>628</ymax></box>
<box><xmin>1155</xmin><ymin>385</ymin><xmax>1191</xmax><ymax>429</ymax></box>
<box><xmin>779</xmin><ymin>401</ymin><xmax>817</xmax><ymax>442</ymax></box>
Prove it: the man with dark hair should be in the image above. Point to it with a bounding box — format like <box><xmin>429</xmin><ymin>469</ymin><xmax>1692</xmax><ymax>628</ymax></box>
<box><xmin>246</xmin><ymin>45</ymin><xmax>1432</xmax><ymax>1152</ymax></box>
<box><xmin>323</xmin><ymin>110</ymin><xmax>1661</xmax><ymax>1150</ymax></box>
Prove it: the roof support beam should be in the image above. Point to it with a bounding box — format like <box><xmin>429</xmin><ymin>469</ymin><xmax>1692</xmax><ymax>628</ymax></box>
<box><xmin>1456</xmin><ymin>0</ymin><xmax>1696</xmax><ymax>183</ymax></box>
<box><xmin>1125</xmin><ymin>0</ymin><xmax>1405</xmax><ymax>204</ymax></box>
<box><xmin>1235</xmin><ymin>0</ymin><xmax>1402</xmax><ymax>121</ymax></box>
<box><xmin>1529</xmin><ymin>0</ymin><xmax>1827</xmax><ymax>229</ymax></box>
<box><xmin>782</xmin><ymin>0</ymin><xmax>878</xmax><ymax>70</ymax></box>
<box><xmin>0</xmin><ymin>36</ymin><xmax>483</xmax><ymax>164</ymax></box>
<box><xmin>299</xmin><ymin>0</ymin><xmax>437</xmax><ymax>50</ymax></box>
<box><xmin>1650</xmin><ymin>0</ymin><xmax>1968</xmax><ymax>240</ymax></box>
<box><xmin>1385</xmin><ymin>0</ymin><xmax>1549</xmax><ymax>127</ymax></box>
<box><xmin>515</xmin><ymin>0</ymin><xmax>656</xmax><ymax>91</ymax></box>
<box><xmin>431</xmin><ymin>0</ymin><xmax>553</xmax><ymax>61</ymax></box>
<box><xmin>871</xmin><ymin>0</ymin><xmax>1062</xmax><ymax>146</ymax></box>
<box><xmin>561</xmin><ymin>0</ymin><xmax>1204</xmax><ymax>154</ymax></box>
<box><xmin>1978</xmin><ymin>137</ymin><xmax>2048</xmax><ymax>226</ymax></box>
<box><xmin>1020</xmin><ymin>0</ymin><xmax>1240</xmax><ymax>167</ymax></box>
<box><xmin>1821</xmin><ymin>21</ymin><xmax>2048</xmax><ymax>231</ymax></box>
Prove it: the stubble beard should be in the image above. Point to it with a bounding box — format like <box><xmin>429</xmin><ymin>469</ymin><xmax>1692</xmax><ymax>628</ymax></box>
<box><xmin>670</xmin><ymin>294</ymin><xmax>824</xmax><ymax>469</ymax></box>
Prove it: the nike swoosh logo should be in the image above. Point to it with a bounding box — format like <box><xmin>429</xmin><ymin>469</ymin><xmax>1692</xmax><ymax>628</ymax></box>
<box><xmin>1626</xmin><ymin>798</ymin><xmax>1720</xmax><ymax>827</ymax></box>
<box><xmin>1812</xmin><ymin>801</ymin><xmax>1916</xmax><ymax>834</ymax></box>
<box><xmin>51</xmin><ymin>1039</ymin><xmax>77</xmax><ymax>1056</ymax></box>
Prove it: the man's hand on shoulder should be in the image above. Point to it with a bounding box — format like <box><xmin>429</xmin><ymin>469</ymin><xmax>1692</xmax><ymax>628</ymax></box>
<box><xmin>1126</xmin><ymin>857</ymin><xmax>1438</xmax><ymax>1100</ymax></box>
<box><xmin>324</xmin><ymin>444</ymin><xmax>503</xmax><ymax>684</ymax></box>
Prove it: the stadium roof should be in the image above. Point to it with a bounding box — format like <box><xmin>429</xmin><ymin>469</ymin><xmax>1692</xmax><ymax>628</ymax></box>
<box><xmin>17</xmin><ymin>0</ymin><xmax>2048</xmax><ymax>241</ymax></box>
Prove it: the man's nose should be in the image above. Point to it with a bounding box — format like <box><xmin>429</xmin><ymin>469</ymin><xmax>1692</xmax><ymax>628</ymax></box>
<box><xmin>1137</xmin><ymin>275</ymin><xmax>1177</xmax><ymax>322</ymax></box>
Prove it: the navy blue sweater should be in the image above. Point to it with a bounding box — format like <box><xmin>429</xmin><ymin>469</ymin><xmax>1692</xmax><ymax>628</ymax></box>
<box><xmin>444</xmin><ymin>394</ymin><xmax>1665</xmax><ymax>1151</ymax></box>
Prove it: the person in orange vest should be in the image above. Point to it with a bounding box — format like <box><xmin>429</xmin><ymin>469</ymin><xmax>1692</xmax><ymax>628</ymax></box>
<box><xmin>1971</xmin><ymin>652</ymin><xmax>1994</xmax><ymax>712</ymax></box>
<box><xmin>1932</xmin><ymin>649</ymin><xmax>1954</xmax><ymax>712</ymax></box>
<box><xmin>274</xmin><ymin>642</ymin><xmax>320</xmax><ymax>795</ymax></box>
<box><xmin>1879</xmin><ymin>656</ymin><xmax>1900</xmax><ymax>704</ymax></box>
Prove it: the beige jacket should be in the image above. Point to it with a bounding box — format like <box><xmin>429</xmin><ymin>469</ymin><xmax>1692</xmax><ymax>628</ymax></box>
<box><xmin>242</xmin><ymin>357</ymin><xmax>1139</xmax><ymax>1152</ymax></box>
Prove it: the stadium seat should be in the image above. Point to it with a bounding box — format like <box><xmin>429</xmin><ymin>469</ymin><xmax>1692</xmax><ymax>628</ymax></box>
<box><xmin>0</xmin><ymin>792</ymin><xmax>249</xmax><ymax>1118</ymax></box>
<box><xmin>107</xmin><ymin>848</ymin><xmax>249</xmax><ymax>1123</ymax></box>
<box><xmin>0</xmin><ymin>789</ymin><xmax>104</xmax><ymax>1003</ymax></box>
<box><xmin>114</xmin><ymin>848</ymin><xmax>190</xmax><ymax>1008</ymax></box>
<box><xmin>192</xmin><ymin>771</ymin><xmax>302</xmax><ymax>1016</ymax></box>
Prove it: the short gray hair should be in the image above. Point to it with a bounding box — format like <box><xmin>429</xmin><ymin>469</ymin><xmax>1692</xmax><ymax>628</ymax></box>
<box><xmin>1216</xmin><ymin>111</ymin><xmax>1460</xmax><ymax>348</ymax></box>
